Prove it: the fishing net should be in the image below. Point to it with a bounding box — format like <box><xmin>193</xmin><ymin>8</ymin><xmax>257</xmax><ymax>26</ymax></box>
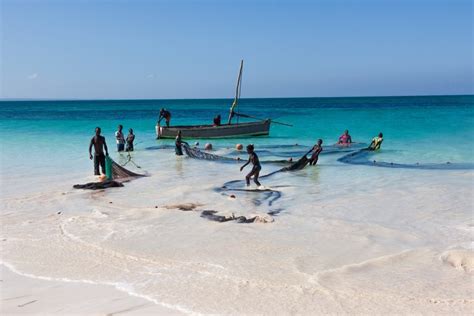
<box><xmin>182</xmin><ymin>142</ymin><xmax>311</xmax><ymax>172</ymax></box>
<box><xmin>111</xmin><ymin>159</ymin><xmax>145</xmax><ymax>178</ymax></box>
<box><xmin>73</xmin><ymin>180</ymin><xmax>124</xmax><ymax>190</ymax></box>
<box><xmin>279</xmin><ymin>155</ymin><xmax>309</xmax><ymax>171</ymax></box>
<box><xmin>338</xmin><ymin>149</ymin><xmax>474</xmax><ymax>170</ymax></box>
<box><xmin>106</xmin><ymin>156</ymin><xmax>145</xmax><ymax>179</ymax></box>
<box><xmin>73</xmin><ymin>157</ymin><xmax>145</xmax><ymax>190</ymax></box>
<box><xmin>182</xmin><ymin>144</ymin><xmax>237</xmax><ymax>161</ymax></box>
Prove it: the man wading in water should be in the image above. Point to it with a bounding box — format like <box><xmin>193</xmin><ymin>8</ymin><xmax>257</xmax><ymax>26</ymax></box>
<box><xmin>175</xmin><ymin>130</ymin><xmax>189</xmax><ymax>156</ymax></box>
<box><xmin>115</xmin><ymin>124</ymin><xmax>125</xmax><ymax>152</ymax></box>
<box><xmin>240</xmin><ymin>144</ymin><xmax>262</xmax><ymax>187</ymax></box>
<box><xmin>309</xmin><ymin>139</ymin><xmax>323</xmax><ymax>165</ymax></box>
<box><xmin>89</xmin><ymin>127</ymin><xmax>109</xmax><ymax>175</ymax></box>
<box><xmin>368</xmin><ymin>132</ymin><xmax>384</xmax><ymax>151</ymax></box>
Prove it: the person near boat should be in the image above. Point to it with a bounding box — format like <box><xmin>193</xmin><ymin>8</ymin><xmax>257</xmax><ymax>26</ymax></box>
<box><xmin>240</xmin><ymin>144</ymin><xmax>262</xmax><ymax>186</ymax></box>
<box><xmin>158</xmin><ymin>108</ymin><xmax>172</xmax><ymax>127</ymax></box>
<box><xmin>175</xmin><ymin>130</ymin><xmax>189</xmax><ymax>156</ymax></box>
<box><xmin>213</xmin><ymin>114</ymin><xmax>221</xmax><ymax>126</ymax></box>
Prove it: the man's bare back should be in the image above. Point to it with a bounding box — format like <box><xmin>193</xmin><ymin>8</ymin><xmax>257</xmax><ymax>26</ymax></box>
<box><xmin>90</xmin><ymin>135</ymin><xmax>107</xmax><ymax>155</ymax></box>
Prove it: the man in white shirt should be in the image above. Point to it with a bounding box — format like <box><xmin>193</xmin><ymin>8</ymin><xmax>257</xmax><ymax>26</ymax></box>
<box><xmin>115</xmin><ymin>124</ymin><xmax>125</xmax><ymax>152</ymax></box>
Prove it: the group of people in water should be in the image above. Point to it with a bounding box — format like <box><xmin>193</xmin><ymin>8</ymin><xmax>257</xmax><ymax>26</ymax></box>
<box><xmin>175</xmin><ymin>129</ymin><xmax>382</xmax><ymax>187</ymax></box>
<box><xmin>88</xmin><ymin>125</ymin><xmax>136</xmax><ymax>176</ymax></box>
<box><xmin>241</xmin><ymin>130</ymin><xmax>382</xmax><ymax>187</ymax></box>
<box><xmin>89</xmin><ymin>124</ymin><xmax>383</xmax><ymax>187</ymax></box>
<box><xmin>115</xmin><ymin>125</ymin><xmax>136</xmax><ymax>152</ymax></box>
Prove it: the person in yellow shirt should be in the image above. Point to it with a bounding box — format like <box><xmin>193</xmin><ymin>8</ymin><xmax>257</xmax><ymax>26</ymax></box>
<box><xmin>368</xmin><ymin>132</ymin><xmax>383</xmax><ymax>150</ymax></box>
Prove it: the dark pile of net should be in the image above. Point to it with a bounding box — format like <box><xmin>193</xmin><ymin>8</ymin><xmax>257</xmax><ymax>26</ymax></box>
<box><xmin>73</xmin><ymin>157</ymin><xmax>145</xmax><ymax>190</ymax></box>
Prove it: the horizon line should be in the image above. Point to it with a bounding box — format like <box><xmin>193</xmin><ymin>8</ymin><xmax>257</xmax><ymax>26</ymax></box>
<box><xmin>0</xmin><ymin>93</ymin><xmax>472</xmax><ymax>102</ymax></box>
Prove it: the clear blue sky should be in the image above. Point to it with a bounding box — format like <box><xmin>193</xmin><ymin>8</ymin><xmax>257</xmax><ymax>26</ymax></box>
<box><xmin>1</xmin><ymin>0</ymin><xmax>472</xmax><ymax>99</ymax></box>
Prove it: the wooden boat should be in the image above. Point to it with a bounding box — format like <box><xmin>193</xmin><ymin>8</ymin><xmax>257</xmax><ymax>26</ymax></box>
<box><xmin>156</xmin><ymin>120</ymin><xmax>271</xmax><ymax>139</ymax></box>
<box><xmin>156</xmin><ymin>60</ymin><xmax>275</xmax><ymax>139</ymax></box>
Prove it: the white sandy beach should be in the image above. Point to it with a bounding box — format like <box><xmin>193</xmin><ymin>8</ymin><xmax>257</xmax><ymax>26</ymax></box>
<box><xmin>1</xmin><ymin>265</ymin><xmax>183</xmax><ymax>315</ymax></box>
<box><xmin>1</xmin><ymin>147</ymin><xmax>473</xmax><ymax>315</ymax></box>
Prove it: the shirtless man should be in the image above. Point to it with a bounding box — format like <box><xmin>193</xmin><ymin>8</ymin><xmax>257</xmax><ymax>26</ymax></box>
<box><xmin>89</xmin><ymin>127</ymin><xmax>109</xmax><ymax>175</ymax></box>
<box><xmin>309</xmin><ymin>139</ymin><xmax>323</xmax><ymax>165</ymax></box>
<box><xmin>240</xmin><ymin>144</ymin><xmax>262</xmax><ymax>186</ymax></box>
<box><xmin>158</xmin><ymin>108</ymin><xmax>172</xmax><ymax>127</ymax></box>
<box><xmin>126</xmin><ymin>128</ymin><xmax>135</xmax><ymax>152</ymax></box>
<box><xmin>175</xmin><ymin>130</ymin><xmax>189</xmax><ymax>156</ymax></box>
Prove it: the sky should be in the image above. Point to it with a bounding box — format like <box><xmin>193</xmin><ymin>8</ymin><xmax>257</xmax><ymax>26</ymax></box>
<box><xmin>1</xmin><ymin>0</ymin><xmax>472</xmax><ymax>99</ymax></box>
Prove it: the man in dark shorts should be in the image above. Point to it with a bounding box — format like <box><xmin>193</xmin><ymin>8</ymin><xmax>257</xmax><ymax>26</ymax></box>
<box><xmin>89</xmin><ymin>127</ymin><xmax>109</xmax><ymax>175</ymax></box>
<box><xmin>240</xmin><ymin>144</ymin><xmax>262</xmax><ymax>187</ymax></box>
<box><xmin>175</xmin><ymin>130</ymin><xmax>189</xmax><ymax>156</ymax></box>
<box><xmin>126</xmin><ymin>128</ymin><xmax>135</xmax><ymax>152</ymax></box>
<box><xmin>158</xmin><ymin>108</ymin><xmax>172</xmax><ymax>127</ymax></box>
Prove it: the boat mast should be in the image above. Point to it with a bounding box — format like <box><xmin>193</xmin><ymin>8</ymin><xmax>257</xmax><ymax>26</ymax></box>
<box><xmin>228</xmin><ymin>60</ymin><xmax>243</xmax><ymax>124</ymax></box>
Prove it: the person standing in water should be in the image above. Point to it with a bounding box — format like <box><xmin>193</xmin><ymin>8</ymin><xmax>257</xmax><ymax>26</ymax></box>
<box><xmin>309</xmin><ymin>139</ymin><xmax>323</xmax><ymax>165</ymax></box>
<box><xmin>368</xmin><ymin>132</ymin><xmax>383</xmax><ymax>150</ymax></box>
<box><xmin>126</xmin><ymin>128</ymin><xmax>135</xmax><ymax>152</ymax></box>
<box><xmin>89</xmin><ymin>127</ymin><xmax>109</xmax><ymax>175</ymax></box>
<box><xmin>175</xmin><ymin>130</ymin><xmax>188</xmax><ymax>156</ymax></box>
<box><xmin>158</xmin><ymin>108</ymin><xmax>172</xmax><ymax>127</ymax></box>
<box><xmin>115</xmin><ymin>125</ymin><xmax>125</xmax><ymax>152</ymax></box>
<box><xmin>338</xmin><ymin>130</ymin><xmax>352</xmax><ymax>145</ymax></box>
<box><xmin>240</xmin><ymin>144</ymin><xmax>262</xmax><ymax>187</ymax></box>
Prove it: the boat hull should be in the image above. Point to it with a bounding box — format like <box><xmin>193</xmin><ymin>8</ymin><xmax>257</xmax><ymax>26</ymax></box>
<box><xmin>156</xmin><ymin>120</ymin><xmax>271</xmax><ymax>139</ymax></box>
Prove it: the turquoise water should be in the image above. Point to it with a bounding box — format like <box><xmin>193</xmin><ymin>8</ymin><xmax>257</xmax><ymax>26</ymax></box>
<box><xmin>0</xmin><ymin>95</ymin><xmax>473</xmax><ymax>175</ymax></box>
<box><xmin>1</xmin><ymin>96</ymin><xmax>473</xmax><ymax>314</ymax></box>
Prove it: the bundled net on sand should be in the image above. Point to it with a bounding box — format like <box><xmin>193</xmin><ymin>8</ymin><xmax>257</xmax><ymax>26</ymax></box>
<box><xmin>73</xmin><ymin>156</ymin><xmax>145</xmax><ymax>190</ymax></box>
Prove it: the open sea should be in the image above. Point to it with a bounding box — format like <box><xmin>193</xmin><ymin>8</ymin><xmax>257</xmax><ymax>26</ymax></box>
<box><xmin>1</xmin><ymin>95</ymin><xmax>473</xmax><ymax>314</ymax></box>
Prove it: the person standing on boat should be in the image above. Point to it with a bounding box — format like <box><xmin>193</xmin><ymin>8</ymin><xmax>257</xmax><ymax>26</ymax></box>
<box><xmin>89</xmin><ymin>127</ymin><xmax>109</xmax><ymax>176</ymax></box>
<box><xmin>240</xmin><ymin>144</ymin><xmax>262</xmax><ymax>187</ymax></box>
<box><xmin>158</xmin><ymin>108</ymin><xmax>172</xmax><ymax>127</ymax></box>
<box><xmin>213</xmin><ymin>114</ymin><xmax>221</xmax><ymax>126</ymax></box>
<box><xmin>126</xmin><ymin>128</ymin><xmax>135</xmax><ymax>152</ymax></box>
<box><xmin>175</xmin><ymin>130</ymin><xmax>188</xmax><ymax>156</ymax></box>
<box><xmin>338</xmin><ymin>130</ymin><xmax>352</xmax><ymax>145</ymax></box>
<box><xmin>115</xmin><ymin>125</ymin><xmax>125</xmax><ymax>152</ymax></box>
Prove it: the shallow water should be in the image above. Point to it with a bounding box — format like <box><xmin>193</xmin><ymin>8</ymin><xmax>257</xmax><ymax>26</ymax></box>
<box><xmin>1</xmin><ymin>96</ymin><xmax>473</xmax><ymax>314</ymax></box>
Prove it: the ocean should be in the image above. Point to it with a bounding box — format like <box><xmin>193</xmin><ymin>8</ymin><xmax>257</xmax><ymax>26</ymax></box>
<box><xmin>1</xmin><ymin>95</ymin><xmax>473</xmax><ymax>314</ymax></box>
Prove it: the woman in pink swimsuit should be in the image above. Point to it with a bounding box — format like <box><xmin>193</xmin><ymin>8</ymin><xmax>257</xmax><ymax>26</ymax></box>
<box><xmin>338</xmin><ymin>130</ymin><xmax>352</xmax><ymax>144</ymax></box>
